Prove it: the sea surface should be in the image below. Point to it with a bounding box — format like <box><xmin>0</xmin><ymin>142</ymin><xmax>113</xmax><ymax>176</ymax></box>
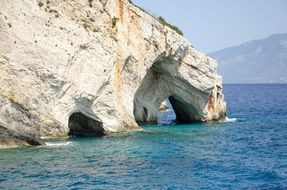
<box><xmin>1</xmin><ymin>84</ymin><xmax>287</xmax><ymax>189</ymax></box>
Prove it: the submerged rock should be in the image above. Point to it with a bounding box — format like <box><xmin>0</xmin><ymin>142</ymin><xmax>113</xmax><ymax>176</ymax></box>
<box><xmin>0</xmin><ymin>0</ymin><xmax>226</xmax><ymax>147</ymax></box>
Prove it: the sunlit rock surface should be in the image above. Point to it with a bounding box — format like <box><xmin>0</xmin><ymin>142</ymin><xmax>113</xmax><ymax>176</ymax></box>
<box><xmin>0</xmin><ymin>0</ymin><xmax>226</xmax><ymax>147</ymax></box>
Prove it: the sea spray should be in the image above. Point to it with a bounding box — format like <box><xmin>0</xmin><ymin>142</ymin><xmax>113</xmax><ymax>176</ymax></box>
<box><xmin>45</xmin><ymin>141</ymin><xmax>74</xmax><ymax>147</ymax></box>
<box><xmin>225</xmin><ymin>117</ymin><xmax>237</xmax><ymax>123</ymax></box>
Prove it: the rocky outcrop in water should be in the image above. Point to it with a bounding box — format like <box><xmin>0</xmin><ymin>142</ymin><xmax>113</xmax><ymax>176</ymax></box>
<box><xmin>0</xmin><ymin>0</ymin><xmax>226</xmax><ymax>148</ymax></box>
<box><xmin>0</xmin><ymin>122</ymin><xmax>43</xmax><ymax>148</ymax></box>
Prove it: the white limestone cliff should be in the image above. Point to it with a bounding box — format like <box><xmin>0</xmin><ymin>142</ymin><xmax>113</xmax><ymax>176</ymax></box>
<box><xmin>0</xmin><ymin>0</ymin><xmax>226</xmax><ymax>148</ymax></box>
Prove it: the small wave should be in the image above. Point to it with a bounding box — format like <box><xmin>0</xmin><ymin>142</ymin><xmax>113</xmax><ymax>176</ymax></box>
<box><xmin>45</xmin><ymin>141</ymin><xmax>74</xmax><ymax>147</ymax></box>
<box><xmin>224</xmin><ymin>117</ymin><xmax>237</xmax><ymax>123</ymax></box>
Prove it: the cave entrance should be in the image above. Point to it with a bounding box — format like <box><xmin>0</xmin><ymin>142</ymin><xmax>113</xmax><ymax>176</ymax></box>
<box><xmin>133</xmin><ymin>58</ymin><xmax>200</xmax><ymax>125</ymax></box>
<box><xmin>68</xmin><ymin>112</ymin><xmax>104</xmax><ymax>136</ymax></box>
<box><xmin>157</xmin><ymin>98</ymin><xmax>176</xmax><ymax>125</ymax></box>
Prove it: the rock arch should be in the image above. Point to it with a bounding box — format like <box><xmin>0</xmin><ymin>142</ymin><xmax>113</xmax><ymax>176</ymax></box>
<box><xmin>0</xmin><ymin>0</ymin><xmax>227</xmax><ymax>148</ymax></box>
<box><xmin>133</xmin><ymin>48</ymin><xmax>225</xmax><ymax>124</ymax></box>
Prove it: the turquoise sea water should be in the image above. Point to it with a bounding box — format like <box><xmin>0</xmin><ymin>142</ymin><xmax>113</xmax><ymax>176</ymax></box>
<box><xmin>1</xmin><ymin>84</ymin><xmax>287</xmax><ymax>189</ymax></box>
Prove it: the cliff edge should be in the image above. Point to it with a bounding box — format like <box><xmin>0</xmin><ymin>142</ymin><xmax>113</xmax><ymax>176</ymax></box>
<box><xmin>0</xmin><ymin>0</ymin><xmax>226</xmax><ymax>148</ymax></box>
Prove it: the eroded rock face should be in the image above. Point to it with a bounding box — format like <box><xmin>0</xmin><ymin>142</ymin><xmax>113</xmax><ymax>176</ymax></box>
<box><xmin>0</xmin><ymin>0</ymin><xmax>226</xmax><ymax>147</ymax></box>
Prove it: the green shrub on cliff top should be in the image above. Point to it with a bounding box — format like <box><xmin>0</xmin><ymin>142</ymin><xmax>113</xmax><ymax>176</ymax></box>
<box><xmin>128</xmin><ymin>1</ymin><xmax>183</xmax><ymax>36</ymax></box>
<box><xmin>158</xmin><ymin>16</ymin><xmax>183</xmax><ymax>36</ymax></box>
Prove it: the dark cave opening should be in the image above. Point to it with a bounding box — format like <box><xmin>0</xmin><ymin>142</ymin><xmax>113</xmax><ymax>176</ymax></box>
<box><xmin>169</xmin><ymin>96</ymin><xmax>198</xmax><ymax>123</ymax></box>
<box><xmin>68</xmin><ymin>112</ymin><xmax>104</xmax><ymax>136</ymax></box>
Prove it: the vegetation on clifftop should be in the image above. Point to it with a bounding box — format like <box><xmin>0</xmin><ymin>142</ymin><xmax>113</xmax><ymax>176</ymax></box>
<box><xmin>128</xmin><ymin>0</ymin><xmax>183</xmax><ymax>36</ymax></box>
<box><xmin>157</xmin><ymin>16</ymin><xmax>183</xmax><ymax>36</ymax></box>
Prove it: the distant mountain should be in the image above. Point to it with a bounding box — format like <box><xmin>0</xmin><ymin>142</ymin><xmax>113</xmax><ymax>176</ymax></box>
<box><xmin>209</xmin><ymin>33</ymin><xmax>287</xmax><ymax>83</ymax></box>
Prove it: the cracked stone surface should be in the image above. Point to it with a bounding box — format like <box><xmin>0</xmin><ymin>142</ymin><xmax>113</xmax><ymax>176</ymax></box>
<box><xmin>0</xmin><ymin>0</ymin><xmax>226</xmax><ymax>148</ymax></box>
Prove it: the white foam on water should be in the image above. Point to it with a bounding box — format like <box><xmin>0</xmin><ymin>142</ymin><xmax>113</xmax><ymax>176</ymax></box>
<box><xmin>45</xmin><ymin>141</ymin><xmax>74</xmax><ymax>147</ymax></box>
<box><xmin>224</xmin><ymin>117</ymin><xmax>237</xmax><ymax>123</ymax></box>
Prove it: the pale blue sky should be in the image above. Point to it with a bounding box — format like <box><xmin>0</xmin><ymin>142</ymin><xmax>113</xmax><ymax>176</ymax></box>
<box><xmin>132</xmin><ymin>0</ymin><xmax>287</xmax><ymax>53</ymax></box>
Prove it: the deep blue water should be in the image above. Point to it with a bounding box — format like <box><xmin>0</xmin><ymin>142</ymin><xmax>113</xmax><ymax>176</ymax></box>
<box><xmin>1</xmin><ymin>84</ymin><xmax>287</xmax><ymax>189</ymax></box>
